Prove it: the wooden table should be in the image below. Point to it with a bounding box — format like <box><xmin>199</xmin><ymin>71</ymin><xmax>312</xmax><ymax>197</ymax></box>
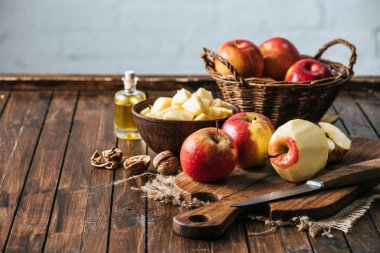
<box><xmin>0</xmin><ymin>74</ymin><xmax>380</xmax><ymax>253</ymax></box>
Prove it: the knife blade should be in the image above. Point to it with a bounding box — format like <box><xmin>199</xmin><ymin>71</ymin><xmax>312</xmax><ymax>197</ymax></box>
<box><xmin>231</xmin><ymin>179</ymin><xmax>323</xmax><ymax>207</ymax></box>
<box><xmin>231</xmin><ymin>157</ymin><xmax>380</xmax><ymax>208</ymax></box>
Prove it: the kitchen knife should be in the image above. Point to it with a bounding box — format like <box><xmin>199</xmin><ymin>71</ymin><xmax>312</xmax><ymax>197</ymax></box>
<box><xmin>231</xmin><ymin>157</ymin><xmax>380</xmax><ymax>208</ymax></box>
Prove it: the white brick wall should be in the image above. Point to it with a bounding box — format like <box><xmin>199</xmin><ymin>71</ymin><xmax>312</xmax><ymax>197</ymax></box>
<box><xmin>0</xmin><ymin>0</ymin><xmax>379</xmax><ymax>75</ymax></box>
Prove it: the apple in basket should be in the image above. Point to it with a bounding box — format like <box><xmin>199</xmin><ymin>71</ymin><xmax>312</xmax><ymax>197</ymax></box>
<box><xmin>268</xmin><ymin>119</ymin><xmax>329</xmax><ymax>182</ymax></box>
<box><xmin>222</xmin><ymin>112</ymin><xmax>275</xmax><ymax>169</ymax></box>
<box><xmin>285</xmin><ymin>59</ymin><xmax>333</xmax><ymax>82</ymax></box>
<box><xmin>259</xmin><ymin>37</ymin><xmax>301</xmax><ymax>81</ymax></box>
<box><xmin>180</xmin><ymin>127</ymin><xmax>238</xmax><ymax>183</ymax></box>
<box><xmin>215</xmin><ymin>39</ymin><xmax>264</xmax><ymax>78</ymax></box>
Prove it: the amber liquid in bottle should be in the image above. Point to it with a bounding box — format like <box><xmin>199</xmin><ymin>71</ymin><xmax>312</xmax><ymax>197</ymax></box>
<box><xmin>114</xmin><ymin>71</ymin><xmax>146</xmax><ymax>140</ymax></box>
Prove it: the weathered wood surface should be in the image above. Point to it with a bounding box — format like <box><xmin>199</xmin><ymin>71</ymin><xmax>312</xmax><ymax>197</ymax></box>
<box><xmin>0</xmin><ymin>74</ymin><xmax>380</xmax><ymax>91</ymax></box>
<box><xmin>0</xmin><ymin>75</ymin><xmax>379</xmax><ymax>252</ymax></box>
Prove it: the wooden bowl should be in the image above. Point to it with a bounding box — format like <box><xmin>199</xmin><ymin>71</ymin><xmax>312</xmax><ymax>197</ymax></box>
<box><xmin>132</xmin><ymin>98</ymin><xmax>240</xmax><ymax>155</ymax></box>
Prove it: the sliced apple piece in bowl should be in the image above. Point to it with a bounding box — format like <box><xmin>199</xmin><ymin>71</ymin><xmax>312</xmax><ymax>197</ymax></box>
<box><xmin>318</xmin><ymin>122</ymin><xmax>351</xmax><ymax>162</ymax></box>
<box><xmin>172</xmin><ymin>88</ymin><xmax>192</xmax><ymax>106</ymax></box>
<box><xmin>150</xmin><ymin>97</ymin><xmax>172</xmax><ymax>114</ymax></box>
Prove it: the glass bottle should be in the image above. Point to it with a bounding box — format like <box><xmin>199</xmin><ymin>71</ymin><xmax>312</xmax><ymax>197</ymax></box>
<box><xmin>114</xmin><ymin>70</ymin><xmax>146</xmax><ymax>140</ymax></box>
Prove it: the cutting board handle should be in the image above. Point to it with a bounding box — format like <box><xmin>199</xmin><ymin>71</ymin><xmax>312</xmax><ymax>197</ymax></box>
<box><xmin>173</xmin><ymin>198</ymin><xmax>241</xmax><ymax>239</ymax></box>
<box><xmin>318</xmin><ymin>158</ymin><xmax>380</xmax><ymax>189</ymax></box>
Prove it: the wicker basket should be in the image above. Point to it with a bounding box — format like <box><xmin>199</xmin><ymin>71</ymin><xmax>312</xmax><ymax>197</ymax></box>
<box><xmin>202</xmin><ymin>39</ymin><xmax>357</xmax><ymax>127</ymax></box>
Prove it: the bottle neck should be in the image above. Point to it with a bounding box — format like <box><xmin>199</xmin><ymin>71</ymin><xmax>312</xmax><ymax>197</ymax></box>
<box><xmin>123</xmin><ymin>77</ymin><xmax>138</xmax><ymax>92</ymax></box>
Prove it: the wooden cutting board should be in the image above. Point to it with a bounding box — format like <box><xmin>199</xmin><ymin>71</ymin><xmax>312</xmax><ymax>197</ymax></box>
<box><xmin>173</xmin><ymin>138</ymin><xmax>380</xmax><ymax>239</ymax></box>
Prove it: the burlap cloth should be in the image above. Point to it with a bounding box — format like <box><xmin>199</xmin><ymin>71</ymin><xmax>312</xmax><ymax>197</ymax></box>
<box><xmin>131</xmin><ymin>174</ymin><xmax>380</xmax><ymax>238</ymax></box>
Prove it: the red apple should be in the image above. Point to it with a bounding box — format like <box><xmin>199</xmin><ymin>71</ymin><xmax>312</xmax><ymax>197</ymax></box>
<box><xmin>180</xmin><ymin>127</ymin><xmax>238</xmax><ymax>182</ymax></box>
<box><xmin>215</xmin><ymin>39</ymin><xmax>264</xmax><ymax>78</ymax></box>
<box><xmin>285</xmin><ymin>59</ymin><xmax>333</xmax><ymax>82</ymax></box>
<box><xmin>222</xmin><ymin>112</ymin><xmax>275</xmax><ymax>169</ymax></box>
<box><xmin>268</xmin><ymin>119</ymin><xmax>329</xmax><ymax>182</ymax></box>
<box><xmin>259</xmin><ymin>37</ymin><xmax>301</xmax><ymax>81</ymax></box>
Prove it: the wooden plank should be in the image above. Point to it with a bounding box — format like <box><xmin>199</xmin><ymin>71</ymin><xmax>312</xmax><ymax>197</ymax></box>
<box><xmin>43</xmin><ymin>92</ymin><xmax>106</xmax><ymax>252</ymax></box>
<box><xmin>352</xmin><ymin>91</ymin><xmax>380</xmax><ymax>138</ymax></box>
<box><xmin>345</xmin><ymin>214</ymin><xmax>380</xmax><ymax>252</ymax></box>
<box><xmin>299</xmin><ymin>106</ymin><xmax>351</xmax><ymax>253</ymax></box>
<box><xmin>351</xmin><ymin>90</ymin><xmax>380</xmax><ymax>236</ymax></box>
<box><xmin>5</xmin><ymin>91</ymin><xmax>77</xmax><ymax>252</ymax></box>
<box><xmin>280</xmin><ymin>227</ymin><xmax>313</xmax><ymax>253</ymax></box>
<box><xmin>333</xmin><ymin>91</ymin><xmax>377</xmax><ymax>139</ymax></box>
<box><xmin>370</xmin><ymin>201</ymin><xmax>380</xmax><ymax>235</ymax></box>
<box><xmin>147</xmin><ymin>90</ymin><xmax>177</xmax><ymax>98</ymax></box>
<box><xmin>210</xmin><ymin>220</ymin><xmax>249</xmax><ymax>253</ymax></box>
<box><xmin>79</xmin><ymin>93</ymin><xmax>115</xmax><ymax>252</ymax></box>
<box><xmin>108</xmin><ymin>139</ymin><xmax>147</xmax><ymax>253</ymax></box>
<box><xmin>144</xmin><ymin>90</ymin><xmax>210</xmax><ymax>252</ymax></box>
<box><xmin>245</xmin><ymin>221</ymin><xmax>286</xmax><ymax>253</ymax></box>
<box><xmin>308</xmin><ymin>231</ymin><xmax>351</xmax><ymax>253</ymax></box>
<box><xmin>327</xmin><ymin>107</ymin><xmax>348</xmax><ymax>134</ymax></box>
<box><xmin>0</xmin><ymin>91</ymin><xmax>10</xmax><ymax>116</ymax></box>
<box><xmin>219</xmin><ymin>87</ymin><xmax>310</xmax><ymax>253</ymax></box>
<box><xmin>0</xmin><ymin>74</ymin><xmax>379</xmax><ymax>91</ymax></box>
<box><xmin>148</xmin><ymin>200</ymin><xmax>211</xmax><ymax>253</ymax></box>
<box><xmin>209</xmin><ymin>107</ymin><xmax>344</xmax><ymax>253</ymax></box>
<box><xmin>0</xmin><ymin>91</ymin><xmax>52</xmax><ymax>249</ymax></box>
<box><xmin>333</xmin><ymin>91</ymin><xmax>380</xmax><ymax>252</ymax></box>
<box><xmin>0</xmin><ymin>74</ymin><xmax>217</xmax><ymax>92</ymax></box>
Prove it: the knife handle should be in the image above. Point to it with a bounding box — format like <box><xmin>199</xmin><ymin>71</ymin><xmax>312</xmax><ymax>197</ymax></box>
<box><xmin>318</xmin><ymin>158</ymin><xmax>380</xmax><ymax>189</ymax></box>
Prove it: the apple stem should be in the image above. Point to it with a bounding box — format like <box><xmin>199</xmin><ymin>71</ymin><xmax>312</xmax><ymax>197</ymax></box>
<box><xmin>266</xmin><ymin>152</ymin><xmax>286</xmax><ymax>159</ymax></box>
<box><xmin>215</xmin><ymin>120</ymin><xmax>219</xmax><ymax>136</ymax></box>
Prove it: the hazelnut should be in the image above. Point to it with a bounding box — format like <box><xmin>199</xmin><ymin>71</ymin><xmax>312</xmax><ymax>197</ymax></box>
<box><xmin>153</xmin><ymin>151</ymin><xmax>179</xmax><ymax>175</ymax></box>
<box><xmin>124</xmin><ymin>155</ymin><xmax>151</xmax><ymax>174</ymax></box>
<box><xmin>102</xmin><ymin>148</ymin><xmax>123</xmax><ymax>163</ymax></box>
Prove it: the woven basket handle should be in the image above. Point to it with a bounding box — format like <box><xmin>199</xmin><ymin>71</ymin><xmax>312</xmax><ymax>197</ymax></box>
<box><xmin>314</xmin><ymin>38</ymin><xmax>357</xmax><ymax>73</ymax></box>
<box><xmin>201</xmin><ymin>48</ymin><xmax>246</xmax><ymax>86</ymax></box>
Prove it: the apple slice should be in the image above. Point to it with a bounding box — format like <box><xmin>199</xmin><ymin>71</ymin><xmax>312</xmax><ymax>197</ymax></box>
<box><xmin>162</xmin><ymin>109</ymin><xmax>194</xmax><ymax>121</ymax></box>
<box><xmin>268</xmin><ymin>119</ymin><xmax>329</xmax><ymax>182</ymax></box>
<box><xmin>195</xmin><ymin>87</ymin><xmax>213</xmax><ymax>102</ymax></box>
<box><xmin>182</xmin><ymin>94</ymin><xmax>210</xmax><ymax>116</ymax></box>
<box><xmin>212</xmin><ymin>98</ymin><xmax>222</xmax><ymax>107</ymax></box>
<box><xmin>212</xmin><ymin>98</ymin><xmax>231</xmax><ymax>108</ymax></box>
<box><xmin>194</xmin><ymin>113</ymin><xmax>209</xmax><ymax>121</ymax></box>
<box><xmin>208</xmin><ymin>107</ymin><xmax>233</xmax><ymax>119</ymax></box>
<box><xmin>151</xmin><ymin>97</ymin><xmax>172</xmax><ymax>114</ymax></box>
<box><xmin>140</xmin><ymin>107</ymin><xmax>151</xmax><ymax>116</ymax></box>
<box><xmin>154</xmin><ymin>105</ymin><xmax>181</xmax><ymax>119</ymax></box>
<box><xmin>318</xmin><ymin>122</ymin><xmax>351</xmax><ymax>162</ymax></box>
<box><xmin>172</xmin><ymin>88</ymin><xmax>192</xmax><ymax>106</ymax></box>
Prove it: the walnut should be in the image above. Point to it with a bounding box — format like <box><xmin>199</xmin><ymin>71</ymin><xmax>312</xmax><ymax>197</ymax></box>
<box><xmin>104</xmin><ymin>162</ymin><xmax>120</xmax><ymax>170</ymax></box>
<box><xmin>102</xmin><ymin>148</ymin><xmax>123</xmax><ymax>163</ymax></box>
<box><xmin>90</xmin><ymin>151</ymin><xmax>110</xmax><ymax>168</ymax></box>
<box><xmin>90</xmin><ymin>149</ymin><xmax>122</xmax><ymax>170</ymax></box>
<box><xmin>124</xmin><ymin>155</ymin><xmax>151</xmax><ymax>174</ymax></box>
<box><xmin>153</xmin><ymin>151</ymin><xmax>179</xmax><ymax>175</ymax></box>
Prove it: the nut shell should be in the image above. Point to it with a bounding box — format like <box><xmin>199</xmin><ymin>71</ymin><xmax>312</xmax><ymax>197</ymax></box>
<box><xmin>124</xmin><ymin>155</ymin><xmax>151</xmax><ymax>174</ymax></box>
<box><xmin>153</xmin><ymin>151</ymin><xmax>179</xmax><ymax>175</ymax></box>
<box><xmin>102</xmin><ymin>148</ymin><xmax>123</xmax><ymax>163</ymax></box>
<box><xmin>90</xmin><ymin>151</ymin><xmax>110</xmax><ymax>168</ymax></box>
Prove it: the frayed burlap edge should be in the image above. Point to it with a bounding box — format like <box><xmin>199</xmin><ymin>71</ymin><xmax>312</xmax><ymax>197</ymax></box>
<box><xmin>132</xmin><ymin>174</ymin><xmax>380</xmax><ymax>238</ymax></box>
